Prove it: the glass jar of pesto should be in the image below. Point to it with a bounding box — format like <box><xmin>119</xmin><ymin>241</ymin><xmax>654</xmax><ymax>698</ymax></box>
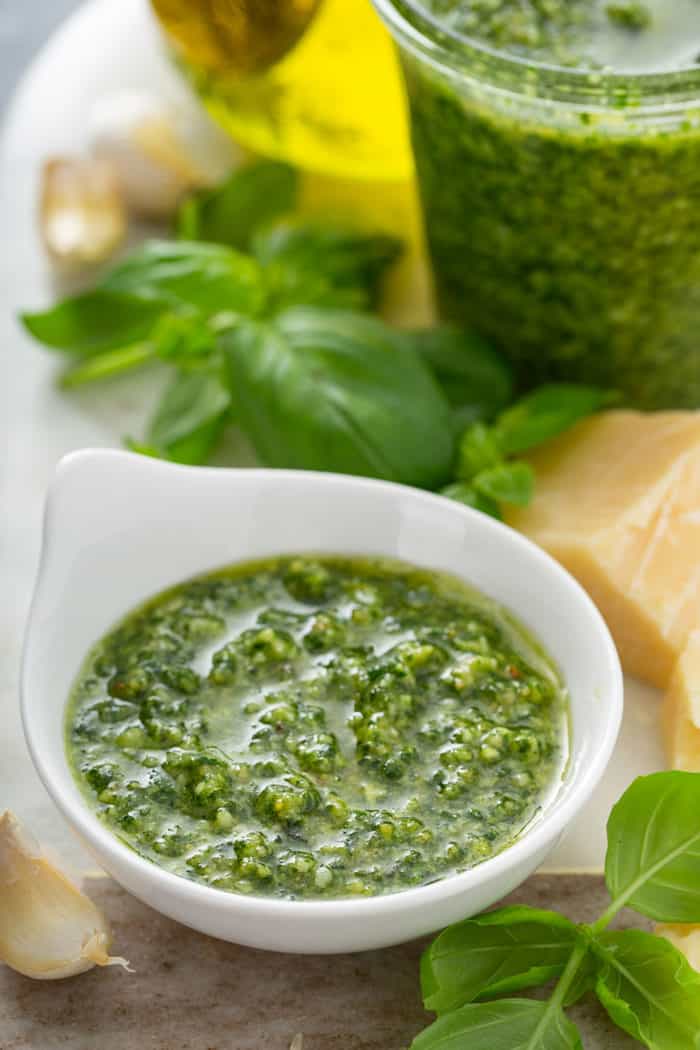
<box><xmin>373</xmin><ymin>0</ymin><xmax>700</xmax><ymax>408</ymax></box>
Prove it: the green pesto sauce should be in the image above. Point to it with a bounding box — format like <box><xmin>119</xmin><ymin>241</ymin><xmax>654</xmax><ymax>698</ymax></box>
<box><xmin>67</xmin><ymin>556</ymin><xmax>568</xmax><ymax>901</ymax></box>
<box><xmin>423</xmin><ymin>1</ymin><xmax>700</xmax><ymax>72</ymax></box>
<box><xmin>421</xmin><ymin>1</ymin><xmax>700</xmax><ymax>71</ymax></box>
<box><xmin>398</xmin><ymin>0</ymin><xmax>700</xmax><ymax>409</ymax></box>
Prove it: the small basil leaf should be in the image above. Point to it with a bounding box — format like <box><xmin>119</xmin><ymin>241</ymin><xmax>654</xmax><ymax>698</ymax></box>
<box><xmin>21</xmin><ymin>290</ymin><xmax>165</xmax><ymax>356</ymax></box>
<box><xmin>103</xmin><ymin>240</ymin><xmax>265</xmax><ymax>317</ymax></box>
<box><xmin>163</xmin><ymin>416</ymin><xmax>227</xmax><ymax>465</ymax></box>
<box><xmin>126</xmin><ymin>416</ymin><xmax>226</xmax><ymax>466</ymax></box>
<box><xmin>177</xmin><ymin>161</ymin><xmax>298</xmax><ymax>250</ymax></box>
<box><xmin>605</xmin><ymin>771</ymin><xmax>700</xmax><ymax>923</ymax></box>
<box><xmin>151</xmin><ymin>314</ymin><xmax>217</xmax><ymax>364</ymax></box>
<box><xmin>221</xmin><ymin>307</ymin><xmax>454</xmax><ymax>489</ymax></box>
<box><xmin>441</xmin><ymin>482</ymin><xmax>502</xmax><ymax>520</ymax></box>
<box><xmin>124</xmin><ymin>439</ymin><xmax>161</xmax><ymax>459</ymax></box>
<box><xmin>408</xmin><ymin>327</ymin><xmax>514</xmax><ymax>421</ymax></box>
<box><xmin>452</xmin><ymin>404</ymin><xmax>489</xmax><ymax>435</ymax></box>
<box><xmin>254</xmin><ymin>220</ymin><xmax>402</xmax><ymax>310</ymax></box>
<box><xmin>457</xmin><ymin>422</ymin><xmax>503</xmax><ymax>481</ymax></box>
<box><xmin>59</xmin><ymin>342</ymin><xmax>156</xmax><ymax>389</ymax></box>
<box><xmin>593</xmin><ymin>929</ymin><xmax>700</xmax><ymax>1049</ymax></box>
<box><xmin>495</xmin><ymin>384</ymin><xmax>613</xmax><ymax>456</ymax></box>
<box><xmin>147</xmin><ymin>367</ymin><xmax>231</xmax><ymax>451</ymax></box>
<box><xmin>563</xmin><ymin>949</ymin><xmax>598</xmax><ymax>1007</ymax></box>
<box><xmin>411</xmin><ymin>998</ymin><xmax>582</xmax><ymax>1050</ymax></box>
<box><xmin>421</xmin><ymin>905</ymin><xmax>578</xmax><ymax>1015</ymax></box>
<box><xmin>473</xmin><ymin>462</ymin><xmax>534</xmax><ymax>507</ymax></box>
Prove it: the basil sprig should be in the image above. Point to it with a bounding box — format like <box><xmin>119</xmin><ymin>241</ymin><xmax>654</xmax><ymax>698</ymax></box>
<box><xmin>415</xmin><ymin>771</ymin><xmax>700</xmax><ymax>1050</ymax></box>
<box><xmin>22</xmin><ymin>160</ymin><xmax>608</xmax><ymax>499</ymax></box>
<box><xmin>442</xmin><ymin>384</ymin><xmax>614</xmax><ymax>519</ymax></box>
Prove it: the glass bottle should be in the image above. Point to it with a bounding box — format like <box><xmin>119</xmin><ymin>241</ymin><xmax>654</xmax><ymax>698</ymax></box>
<box><xmin>150</xmin><ymin>0</ymin><xmax>413</xmax><ymax>181</ymax></box>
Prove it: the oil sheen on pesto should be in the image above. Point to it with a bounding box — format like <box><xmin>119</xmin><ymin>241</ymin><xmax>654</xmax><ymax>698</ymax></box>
<box><xmin>425</xmin><ymin>1</ymin><xmax>700</xmax><ymax>72</ymax></box>
<box><xmin>399</xmin><ymin>0</ymin><xmax>700</xmax><ymax>409</ymax></box>
<box><xmin>67</xmin><ymin>556</ymin><xmax>568</xmax><ymax>900</ymax></box>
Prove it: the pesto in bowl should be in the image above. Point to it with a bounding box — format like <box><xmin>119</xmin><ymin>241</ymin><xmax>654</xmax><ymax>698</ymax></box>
<box><xmin>67</xmin><ymin>555</ymin><xmax>568</xmax><ymax>901</ymax></box>
<box><xmin>375</xmin><ymin>0</ymin><xmax>700</xmax><ymax>409</ymax></box>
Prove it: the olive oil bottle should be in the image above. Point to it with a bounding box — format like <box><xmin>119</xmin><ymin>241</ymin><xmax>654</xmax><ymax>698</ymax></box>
<box><xmin>150</xmin><ymin>0</ymin><xmax>413</xmax><ymax>181</ymax></box>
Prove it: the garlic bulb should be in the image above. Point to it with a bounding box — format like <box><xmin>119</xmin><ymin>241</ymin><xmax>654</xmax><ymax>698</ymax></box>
<box><xmin>656</xmin><ymin>924</ymin><xmax>700</xmax><ymax>971</ymax></box>
<box><xmin>40</xmin><ymin>157</ymin><xmax>127</xmax><ymax>268</ymax></box>
<box><xmin>0</xmin><ymin>811</ymin><xmax>130</xmax><ymax>980</ymax></box>
<box><xmin>89</xmin><ymin>92</ymin><xmax>239</xmax><ymax>219</ymax></box>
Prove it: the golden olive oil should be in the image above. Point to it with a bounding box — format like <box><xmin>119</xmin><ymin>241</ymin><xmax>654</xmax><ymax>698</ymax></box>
<box><xmin>150</xmin><ymin>0</ymin><xmax>413</xmax><ymax>180</ymax></box>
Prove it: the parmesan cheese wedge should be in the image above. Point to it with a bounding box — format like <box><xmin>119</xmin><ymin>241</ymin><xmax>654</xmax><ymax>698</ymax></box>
<box><xmin>507</xmin><ymin>411</ymin><xmax>700</xmax><ymax>689</ymax></box>
<box><xmin>663</xmin><ymin>631</ymin><xmax>700</xmax><ymax>770</ymax></box>
<box><xmin>656</xmin><ymin>924</ymin><xmax>700</xmax><ymax>971</ymax></box>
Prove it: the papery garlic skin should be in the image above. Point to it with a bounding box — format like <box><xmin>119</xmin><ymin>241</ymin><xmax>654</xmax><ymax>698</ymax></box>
<box><xmin>89</xmin><ymin>92</ymin><xmax>238</xmax><ymax>218</ymax></box>
<box><xmin>40</xmin><ymin>157</ymin><xmax>126</xmax><ymax>265</ymax></box>
<box><xmin>656</xmin><ymin>924</ymin><xmax>700</xmax><ymax>971</ymax></box>
<box><xmin>40</xmin><ymin>157</ymin><xmax>127</xmax><ymax>269</ymax></box>
<box><xmin>0</xmin><ymin>811</ymin><xmax>130</xmax><ymax>980</ymax></box>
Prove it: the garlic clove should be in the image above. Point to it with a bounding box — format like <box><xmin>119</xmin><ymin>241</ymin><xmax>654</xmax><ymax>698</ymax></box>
<box><xmin>656</xmin><ymin>923</ymin><xmax>700</xmax><ymax>971</ymax></box>
<box><xmin>89</xmin><ymin>92</ymin><xmax>239</xmax><ymax>219</ymax></box>
<box><xmin>289</xmin><ymin>1036</ymin><xmax>304</xmax><ymax>1050</ymax></box>
<box><xmin>0</xmin><ymin>811</ymin><xmax>131</xmax><ymax>980</ymax></box>
<box><xmin>40</xmin><ymin>157</ymin><xmax>127</xmax><ymax>269</ymax></box>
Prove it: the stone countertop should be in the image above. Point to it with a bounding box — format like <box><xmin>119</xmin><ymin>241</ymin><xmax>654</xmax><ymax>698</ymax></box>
<box><xmin>1</xmin><ymin>874</ymin><xmax>642</xmax><ymax>1050</ymax></box>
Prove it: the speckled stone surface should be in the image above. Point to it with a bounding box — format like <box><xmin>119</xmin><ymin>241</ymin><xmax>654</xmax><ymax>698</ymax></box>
<box><xmin>1</xmin><ymin>874</ymin><xmax>643</xmax><ymax>1049</ymax></box>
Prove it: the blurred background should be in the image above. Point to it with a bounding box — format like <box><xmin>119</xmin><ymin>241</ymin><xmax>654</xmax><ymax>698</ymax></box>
<box><xmin>0</xmin><ymin>1</ymin><xmax>82</xmax><ymax>102</ymax></box>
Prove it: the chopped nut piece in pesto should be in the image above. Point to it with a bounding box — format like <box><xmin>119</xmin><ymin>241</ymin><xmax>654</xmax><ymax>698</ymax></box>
<box><xmin>67</xmin><ymin>556</ymin><xmax>568</xmax><ymax>900</ymax></box>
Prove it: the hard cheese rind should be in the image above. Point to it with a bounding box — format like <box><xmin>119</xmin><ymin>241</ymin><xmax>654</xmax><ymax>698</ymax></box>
<box><xmin>507</xmin><ymin>411</ymin><xmax>700</xmax><ymax>690</ymax></box>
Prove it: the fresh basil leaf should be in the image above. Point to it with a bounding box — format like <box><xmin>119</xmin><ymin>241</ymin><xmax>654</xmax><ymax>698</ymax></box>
<box><xmin>495</xmin><ymin>384</ymin><xmax>613</xmax><ymax>456</ymax></box>
<box><xmin>411</xmin><ymin>998</ymin><xmax>582</xmax><ymax>1050</ymax></box>
<box><xmin>452</xmin><ymin>404</ymin><xmax>486</xmax><ymax>435</ymax></box>
<box><xmin>254</xmin><ymin>220</ymin><xmax>402</xmax><ymax>310</ymax></box>
<box><xmin>408</xmin><ymin>327</ymin><xmax>514</xmax><ymax>422</ymax></box>
<box><xmin>21</xmin><ymin>290</ymin><xmax>165</xmax><ymax>356</ymax></box>
<box><xmin>563</xmin><ymin>950</ymin><xmax>598</xmax><ymax>1007</ymax></box>
<box><xmin>177</xmin><ymin>161</ymin><xmax>298</xmax><ymax>250</ymax></box>
<box><xmin>147</xmin><ymin>367</ymin><xmax>231</xmax><ymax>452</ymax></box>
<box><xmin>263</xmin><ymin>267</ymin><xmax>368</xmax><ymax>313</ymax></box>
<box><xmin>441</xmin><ymin>482</ymin><xmax>502</xmax><ymax>520</ymax></box>
<box><xmin>456</xmin><ymin>422</ymin><xmax>503</xmax><ymax>481</ymax></box>
<box><xmin>103</xmin><ymin>240</ymin><xmax>265</xmax><ymax>317</ymax></box>
<box><xmin>473</xmin><ymin>462</ymin><xmax>535</xmax><ymax>507</ymax></box>
<box><xmin>151</xmin><ymin>313</ymin><xmax>217</xmax><ymax>364</ymax></box>
<box><xmin>221</xmin><ymin>307</ymin><xmax>454</xmax><ymax>489</ymax></box>
<box><xmin>593</xmin><ymin>929</ymin><xmax>700</xmax><ymax>1049</ymax></box>
<box><xmin>421</xmin><ymin>906</ymin><xmax>578</xmax><ymax>1015</ymax></box>
<box><xmin>126</xmin><ymin>417</ymin><xmax>226</xmax><ymax>466</ymax></box>
<box><xmin>605</xmin><ymin>772</ymin><xmax>700</xmax><ymax>923</ymax></box>
<box><xmin>164</xmin><ymin>416</ymin><xmax>227</xmax><ymax>465</ymax></box>
<box><xmin>59</xmin><ymin>342</ymin><xmax>156</xmax><ymax>389</ymax></box>
<box><xmin>124</xmin><ymin>439</ymin><xmax>162</xmax><ymax>459</ymax></box>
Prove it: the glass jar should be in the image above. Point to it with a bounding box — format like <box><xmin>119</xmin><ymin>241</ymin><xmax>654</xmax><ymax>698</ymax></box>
<box><xmin>373</xmin><ymin>0</ymin><xmax>700</xmax><ymax>408</ymax></box>
<box><xmin>150</xmin><ymin>0</ymin><xmax>413</xmax><ymax>181</ymax></box>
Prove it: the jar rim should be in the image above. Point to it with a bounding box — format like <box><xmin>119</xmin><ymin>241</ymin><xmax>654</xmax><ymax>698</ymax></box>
<box><xmin>372</xmin><ymin>0</ymin><xmax>700</xmax><ymax>106</ymax></box>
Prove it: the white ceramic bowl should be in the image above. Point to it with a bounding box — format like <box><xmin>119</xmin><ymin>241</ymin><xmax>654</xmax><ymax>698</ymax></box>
<box><xmin>22</xmin><ymin>450</ymin><xmax>623</xmax><ymax>954</ymax></box>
